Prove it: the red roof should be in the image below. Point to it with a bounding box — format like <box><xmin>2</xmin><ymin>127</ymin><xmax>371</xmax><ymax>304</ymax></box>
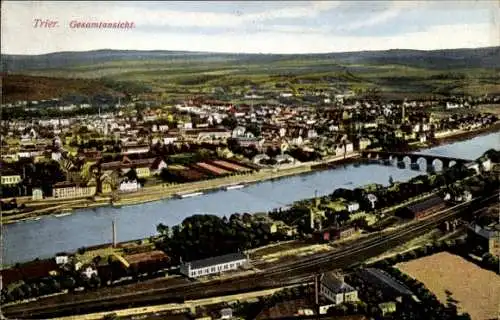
<box><xmin>124</xmin><ymin>250</ymin><xmax>170</xmax><ymax>265</ymax></box>
<box><xmin>1</xmin><ymin>259</ymin><xmax>58</xmax><ymax>286</ymax></box>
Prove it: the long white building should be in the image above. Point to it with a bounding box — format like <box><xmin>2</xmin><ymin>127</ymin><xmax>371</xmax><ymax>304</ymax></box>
<box><xmin>180</xmin><ymin>252</ymin><xmax>248</xmax><ymax>278</ymax></box>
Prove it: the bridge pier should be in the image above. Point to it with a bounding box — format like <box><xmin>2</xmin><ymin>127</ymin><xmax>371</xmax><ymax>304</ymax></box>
<box><xmin>410</xmin><ymin>162</ymin><xmax>420</xmax><ymax>171</ymax></box>
<box><xmin>442</xmin><ymin>159</ymin><xmax>451</xmax><ymax>168</ymax></box>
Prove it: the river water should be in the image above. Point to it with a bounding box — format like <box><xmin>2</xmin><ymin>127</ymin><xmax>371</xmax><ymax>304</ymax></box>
<box><xmin>2</xmin><ymin>132</ymin><xmax>499</xmax><ymax>265</ymax></box>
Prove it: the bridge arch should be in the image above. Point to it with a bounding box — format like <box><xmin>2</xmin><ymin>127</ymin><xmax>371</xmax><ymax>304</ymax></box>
<box><xmin>402</xmin><ymin>156</ymin><xmax>412</xmax><ymax>169</ymax></box>
<box><xmin>416</xmin><ymin>157</ymin><xmax>428</xmax><ymax>171</ymax></box>
<box><xmin>431</xmin><ymin>158</ymin><xmax>444</xmax><ymax>171</ymax></box>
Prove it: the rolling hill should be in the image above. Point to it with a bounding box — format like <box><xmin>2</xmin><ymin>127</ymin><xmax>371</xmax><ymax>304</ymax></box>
<box><xmin>2</xmin><ymin>47</ymin><xmax>499</xmax><ymax>103</ymax></box>
<box><xmin>2</xmin><ymin>47</ymin><xmax>499</xmax><ymax>72</ymax></box>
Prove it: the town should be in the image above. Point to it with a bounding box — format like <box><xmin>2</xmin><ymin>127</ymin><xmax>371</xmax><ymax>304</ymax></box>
<box><xmin>2</xmin><ymin>1</ymin><xmax>500</xmax><ymax>318</ymax></box>
<box><xmin>1</xmin><ymin>93</ymin><xmax>498</xmax><ymax>210</ymax></box>
<box><xmin>2</xmin><ymin>82</ymin><xmax>500</xmax><ymax>320</ymax></box>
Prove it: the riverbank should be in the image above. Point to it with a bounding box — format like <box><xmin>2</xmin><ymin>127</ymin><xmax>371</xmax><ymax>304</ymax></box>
<box><xmin>431</xmin><ymin>121</ymin><xmax>500</xmax><ymax>148</ymax></box>
<box><xmin>2</xmin><ymin>123</ymin><xmax>498</xmax><ymax>225</ymax></box>
<box><xmin>2</xmin><ymin>153</ymin><xmax>360</xmax><ymax>224</ymax></box>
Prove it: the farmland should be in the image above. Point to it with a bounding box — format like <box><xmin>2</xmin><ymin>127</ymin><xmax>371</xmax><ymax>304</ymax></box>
<box><xmin>3</xmin><ymin>47</ymin><xmax>500</xmax><ymax>104</ymax></box>
<box><xmin>396</xmin><ymin>252</ymin><xmax>500</xmax><ymax>320</ymax></box>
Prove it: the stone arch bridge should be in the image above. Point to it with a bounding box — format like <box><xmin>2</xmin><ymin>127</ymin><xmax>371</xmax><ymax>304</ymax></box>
<box><xmin>361</xmin><ymin>150</ymin><xmax>472</xmax><ymax>171</ymax></box>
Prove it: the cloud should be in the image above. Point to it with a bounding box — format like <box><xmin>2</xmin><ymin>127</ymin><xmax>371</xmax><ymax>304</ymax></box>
<box><xmin>1</xmin><ymin>1</ymin><xmax>337</xmax><ymax>29</ymax></box>
<box><xmin>342</xmin><ymin>1</ymin><xmax>425</xmax><ymax>31</ymax></box>
<box><xmin>5</xmin><ymin>22</ymin><xmax>495</xmax><ymax>55</ymax></box>
<box><xmin>1</xmin><ymin>1</ymin><xmax>497</xmax><ymax>55</ymax></box>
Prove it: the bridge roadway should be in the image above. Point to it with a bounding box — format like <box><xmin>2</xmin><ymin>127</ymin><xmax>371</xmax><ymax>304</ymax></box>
<box><xmin>360</xmin><ymin>150</ymin><xmax>471</xmax><ymax>168</ymax></box>
<box><xmin>4</xmin><ymin>193</ymin><xmax>498</xmax><ymax>319</ymax></box>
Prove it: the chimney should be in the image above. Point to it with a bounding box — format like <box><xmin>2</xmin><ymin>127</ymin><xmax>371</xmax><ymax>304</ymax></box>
<box><xmin>314</xmin><ymin>274</ymin><xmax>320</xmax><ymax>305</ymax></box>
<box><xmin>112</xmin><ymin>219</ymin><xmax>116</xmax><ymax>247</ymax></box>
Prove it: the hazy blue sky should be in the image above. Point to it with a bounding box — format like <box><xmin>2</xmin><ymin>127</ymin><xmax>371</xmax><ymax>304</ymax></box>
<box><xmin>2</xmin><ymin>1</ymin><xmax>499</xmax><ymax>54</ymax></box>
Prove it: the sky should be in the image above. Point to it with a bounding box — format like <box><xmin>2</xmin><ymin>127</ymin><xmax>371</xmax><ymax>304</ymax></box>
<box><xmin>2</xmin><ymin>1</ymin><xmax>499</xmax><ymax>55</ymax></box>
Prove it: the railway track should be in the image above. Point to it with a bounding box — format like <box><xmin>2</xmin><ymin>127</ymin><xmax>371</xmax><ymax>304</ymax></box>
<box><xmin>4</xmin><ymin>193</ymin><xmax>498</xmax><ymax>319</ymax></box>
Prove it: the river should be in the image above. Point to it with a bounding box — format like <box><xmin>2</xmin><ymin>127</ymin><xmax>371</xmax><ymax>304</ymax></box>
<box><xmin>2</xmin><ymin>132</ymin><xmax>499</xmax><ymax>265</ymax></box>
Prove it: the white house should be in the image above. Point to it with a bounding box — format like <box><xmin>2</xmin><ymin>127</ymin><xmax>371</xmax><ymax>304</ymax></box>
<box><xmin>345</xmin><ymin>142</ymin><xmax>354</xmax><ymax>153</ymax></box>
<box><xmin>119</xmin><ymin>180</ymin><xmax>140</xmax><ymax>192</ymax></box>
<box><xmin>346</xmin><ymin>202</ymin><xmax>360</xmax><ymax>212</ymax></box>
<box><xmin>81</xmin><ymin>265</ymin><xmax>98</xmax><ymax>279</ymax></box>
<box><xmin>307</xmin><ymin>129</ymin><xmax>318</xmax><ymax>139</ymax></box>
<box><xmin>180</xmin><ymin>252</ymin><xmax>248</xmax><ymax>278</ymax></box>
<box><xmin>122</xmin><ymin>145</ymin><xmax>150</xmax><ymax>155</ymax></box>
<box><xmin>55</xmin><ymin>254</ymin><xmax>69</xmax><ymax>265</ymax></box>
<box><xmin>232</xmin><ymin>126</ymin><xmax>246</xmax><ymax>138</ymax></box>
<box><xmin>481</xmin><ymin>158</ymin><xmax>493</xmax><ymax>172</ymax></box>
<box><xmin>51</xmin><ymin>151</ymin><xmax>62</xmax><ymax>161</ymax></box>
<box><xmin>290</xmin><ymin>136</ymin><xmax>304</xmax><ymax>146</ymax></box>
<box><xmin>32</xmin><ymin>188</ymin><xmax>43</xmax><ymax>200</ymax></box>
<box><xmin>163</xmin><ymin>135</ymin><xmax>178</xmax><ymax>145</ymax></box>
<box><xmin>329</xmin><ymin>124</ymin><xmax>340</xmax><ymax>132</ymax></box>
<box><xmin>419</xmin><ymin>134</ymin><xmax>427</xmax><ymax>143</ymax></box>
<box><xmin>446</xmin><ymin>102</ymin><xmax>461</xmax><ymax>109</ymax></box>
<box><xmin>320</xmin><ymin>272</ymin><xmax>358</xmax><ymax>305</ymax></box>
<box><xmin>220</xmin><ymin>308</ymin><xmax>233</xmax><ymax>320</ymax></box>
<box><xmin>279</xmin><ymin>127</ymin><xmax>287</xmax><ymax>137</ymax></box>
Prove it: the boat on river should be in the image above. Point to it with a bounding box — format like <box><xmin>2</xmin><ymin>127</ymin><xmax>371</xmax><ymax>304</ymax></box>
<box><xmin>176</xmin><ymin>192</ymin><xmax>203</xmax><ymax>199</ymax></box>
<box><xmin>54</xmin><ymin>212</ymin><xmax>72</xmax><ymax>218</ymax></box>
<box><xmin>224</xmin><ymin>184</ymin><xmax>245</xmax><ymax>191</ymax></box>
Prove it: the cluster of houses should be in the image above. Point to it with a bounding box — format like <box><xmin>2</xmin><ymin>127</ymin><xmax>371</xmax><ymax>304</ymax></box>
<box><xmin>254</xmin><ymin>267</ymin><xmax>414</xmax><ymax>319</ymax></box>
<box><xmin>1</xmin><ymin>246</ymin><xmax>171</xmax><ymax>296</ymax></box>
<box><xmin>1</xmin><ymin>93</ymin><xmax>498</xmax><ymax>200</ymax></box>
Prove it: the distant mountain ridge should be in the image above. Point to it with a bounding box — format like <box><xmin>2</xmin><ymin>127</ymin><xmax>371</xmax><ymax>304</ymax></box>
<box><xmin>2</xmin><ymin>47</ymin><xmax>499</xmax><ymax>72</ymax></box>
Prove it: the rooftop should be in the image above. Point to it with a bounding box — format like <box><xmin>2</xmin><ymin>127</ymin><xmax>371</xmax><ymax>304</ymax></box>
<box><xmin>358</xmin><ymin>268</ymin><xmax>413</xmax><ymax>297</ymax></box>
<box><xmin>321</xmin><ymin>272</ymin><xmax>356</xmax><ymax>294</ymax></box>
<box><xmin>125</xmin><ymin>250</ymin><xmax>170</xmax><ymax>265</ymax></box>
<box><xmin>1</xmin><ymin>259</ymin><xmax>58</xmax><ymax>286</ymax></box>
<box><xmin>186</xmin><ymin>252</ymin><xmax>247</xmax><ymax>270</ymax></box>
<box><xmin>407</xmin><ymin>196</ymin><xmax>445</xmax><ymax>213</ymax></box>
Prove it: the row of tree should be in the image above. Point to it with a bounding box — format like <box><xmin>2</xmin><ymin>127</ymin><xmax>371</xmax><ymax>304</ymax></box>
<box><xmin>156</xmin><ymin>213</ymin><xmax>292</xmax><ymax>264</ymax></box>
<box><xmin>1</xmin><ymin>270</ymin><xmax>101</xmax><ymax>304</ymax></box>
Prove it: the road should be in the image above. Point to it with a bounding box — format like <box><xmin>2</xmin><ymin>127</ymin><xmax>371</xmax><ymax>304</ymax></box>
<box><xmin>3</xmin><ymin>193</ymin><xmax>498</xmax><ymax>319</ymax></box>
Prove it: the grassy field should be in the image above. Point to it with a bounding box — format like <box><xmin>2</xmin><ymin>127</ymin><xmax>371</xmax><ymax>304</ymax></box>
<box><xmin>4</xmin><ymin>52</ymin><xmax>500</xmax><ymax>103</ymax></box>
<box><xmin>396</xmin><ymin>252</ymin><xmax>500</xmax><ymax>320</ymax></box>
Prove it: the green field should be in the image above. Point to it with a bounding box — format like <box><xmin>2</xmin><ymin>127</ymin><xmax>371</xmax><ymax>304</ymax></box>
<box><xmin>4</xmin><ymin>48</ymin><xmax>500</xmax><ymax>102</ymax></box>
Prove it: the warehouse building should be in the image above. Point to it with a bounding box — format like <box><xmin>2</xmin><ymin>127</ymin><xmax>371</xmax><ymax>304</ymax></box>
<box><xmin>180</xmin><ymin>252</ymin><xmax>248</xmax><ymax>278</ymax></box>
<box><xmin>356</xmin><ymin>268</ymin><xmax>414</xmax><ymax>302</ymax></box>
<box><xmin>399</xmin><ymin>196</ymin><xmax>447</xmax><ymax>219</ymax></box>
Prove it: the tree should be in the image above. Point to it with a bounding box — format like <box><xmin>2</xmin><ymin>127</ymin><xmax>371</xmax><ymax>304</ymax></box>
<box><xmin>157</xmin><ymin>223</ymin><xmax>170</xmax><ymax>238</ymax></box>
<box><xmin>47</xmin><ymin>277</ymin><xmax>61</xmax><ymax>292</ymax></box>
<box><xmin>246</xmin><ymin>123</ymin><xmax>261</xmax><ymax>137</ymax></box>
<box><xmin>126</xmin><ymin>167</ymin><xmax>138</xmax><ymax>181</ymax></box>
<box><xmin>222</xmin><ymin>115</ymin><xmax>238</xmax><ymax>130</ymax></box>
<box><xmin>61</xmin><ymin>276</ymin><xmax>76</xmax><ymax>290</ymax></box>
<box><xmin>89</xmin><ymin>275</ymin><xmax>102</xmax><ymax>289</ymax></box>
